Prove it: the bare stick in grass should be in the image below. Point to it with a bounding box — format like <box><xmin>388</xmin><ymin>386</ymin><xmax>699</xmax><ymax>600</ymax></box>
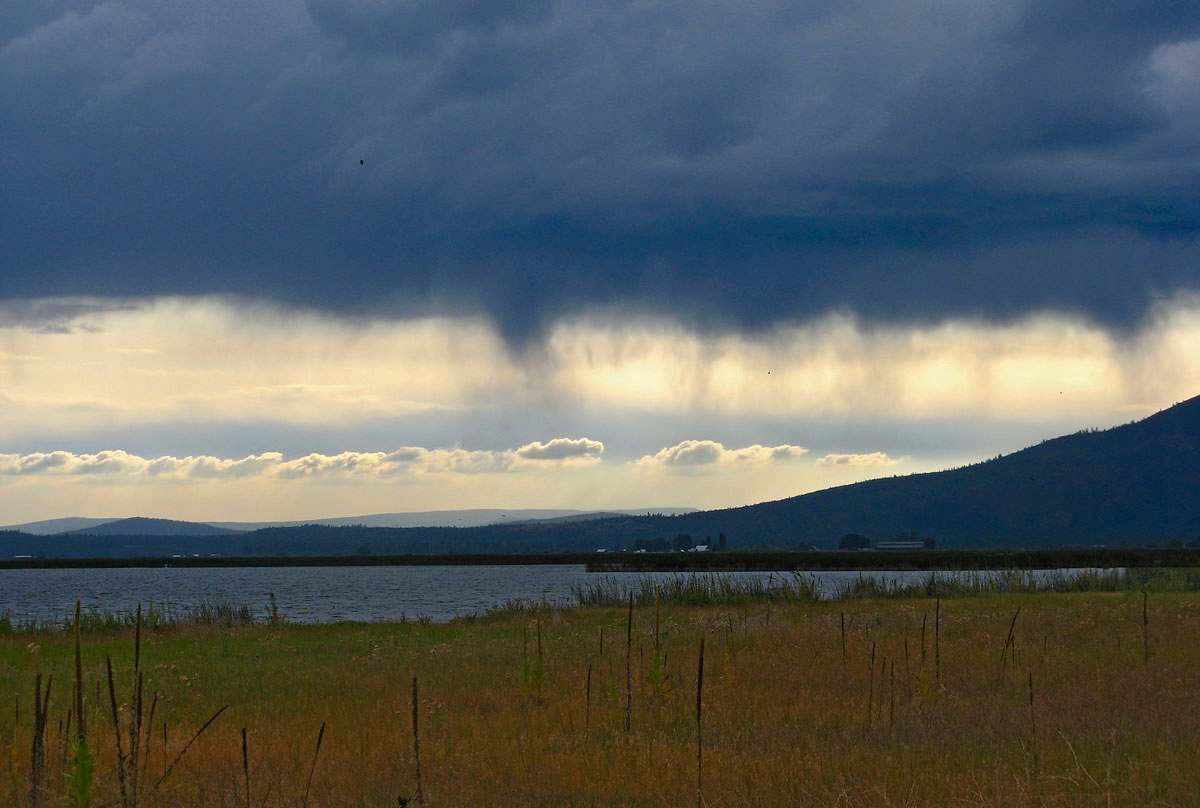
<box><xmin>105</xmin><ymin>655</ymin><xmax>129</xmax><ymax>808</ymax></box>
<box><xmin>999</xmin><ymin>607</ymin><xmax>1022</xmax><ymax>680</ymax></box>
<box><xmin>654</xmin><ymin>594</ymin><xmax>661</xmax><ymax>652</ymax></box>
<box><xmin>241</xmin><ymin>728</ymin><xmax>250</xmax><ymax>808</ymax></box>
<box><xmin>1028</xmin><ymin>671</ymin><xmax>1040</xmax><ymax>786</ymax></box>
<box><xmin>30</xmin><ymin>673</ymin><xmax>52</xmax><ymax>808</ymax></box>
<box><xmin>40</xmin><ymin>674</ymin><xmax>53</xmax><ymax>749</ymax></box>
<box><xmin>131</xmin><ymin>604</ymin><xmax>142</xmax><ymax>808</ymax></box>
<box><xmin>73</xmin><ymin>601</ymin><xmax>85</xmax><ymax>744</ymax></box>
<box><xmin>536</xmin><ymin>619</ymin><xmax>544</xmax><ymax>702</ymax></box>
<box><xmin>889</xmin><ymin>658</ymin><xmax>895</xmax><ymax>727</ymax></box>
<box><xmin>867</xmin><ymin>642</ymin><xmax>875</xmax><ymax>729</ymax></box>
<box><xmin>301</xmin><ymin>721</ymin><xmax>325</xmax><ymax>808</ymax></box>
<box><xmin>153</xmin><ymin>704</ymin><xmax>229</xmax><ymax>790</ymax></box>
<box><xmin>624</xmin><ymin>593</ymin><xmax>633</xmax><ymax>734</ymax></box>
<box><xmin>584</xmin><ymin>663</ymin><xmax>592</xmax><ymax>739</ymax></box>
<box><xmin>695</xmin><ymin>636</ymin><xmax>705</xmax><ymax>808</ymax></box>
<box><xmin>139</xmin><ymin>691</ymin><xmax>158</xmax><ymax>797</ymax></box>
<box><xmin>130</xmin><ymin>671</ymin><xmax>143</xmax><ymax>808</ymax></box>
<box><xmin>1142</xmin><ymin>590</ymin><xmax>1149</xmax><ymax>663</ymax></box>
<box><xmin>920</xmin><ymin>613</ymin><xmax>927</xmax><ymax>667</ymax></box>
<box><xmin>412</xmin><ymin>677</ymin><xmax>425</xmax><ymax>805</ymax></box>
<box><xmin>134</xmin><ymin>603</ymin><xmax>141</xmax><ymax>669</ymax></box>
<box><xmin>934</xmin><ymin>599</ymin><xmax>941</xmax><ymax>686</ymax></box>
<box><xmin>60</xmin><ymin>708</ymin><xmax>71</xmax><ymax>789</ymax></box>
<box><xmin>903</xmin><ymin>636</ymin><xmax>911</xmax><ymax>702</ymax></box>
<box><xmin>840</xmin><ymin>612</ymin><xmax>847</xmax><ymax>664</ymax></box>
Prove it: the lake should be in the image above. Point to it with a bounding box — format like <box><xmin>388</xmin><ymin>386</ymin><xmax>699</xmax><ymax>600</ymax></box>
<box><xmin>0</xmin><ymin>565</ymin><xmax>1104</xmax><ymax>624</ymax></box>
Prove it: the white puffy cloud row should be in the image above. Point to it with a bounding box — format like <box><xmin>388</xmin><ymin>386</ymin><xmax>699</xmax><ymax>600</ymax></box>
<box><xmin>635</xmin><ymin>440</ymin><xmax>808</xmax><ymax>471</ymax></box>
<box><xmin>0</xmin><ymin>438</ymin><xmax>605</xmax><ymax>480</ymax></box>
<box><xmin>816</xmin><ymin>452</ymin><xmax>900</xmax><ymax>467</ymax></box>
<box><xmin>0</xmin><ymin>440</ymin><xmax>913</xmax><ymax>481</ymax></box>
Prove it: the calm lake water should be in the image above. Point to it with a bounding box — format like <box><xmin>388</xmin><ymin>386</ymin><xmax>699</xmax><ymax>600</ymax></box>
<box><xmin>0</xmin><ymin>565</ymin><xmax>1102</xmax><ymax>624</ymax></box>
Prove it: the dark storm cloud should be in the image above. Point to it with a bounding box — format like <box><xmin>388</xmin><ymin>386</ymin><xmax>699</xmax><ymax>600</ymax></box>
<box><xmin>2</xmin><ymin>0</ymin><xmax>1200</xmax><ymax>338</ymax></box>
<box><xmin>306</xmin><ymin>0</ymin><xmax>557</xmax><ymax>54</ymax></box>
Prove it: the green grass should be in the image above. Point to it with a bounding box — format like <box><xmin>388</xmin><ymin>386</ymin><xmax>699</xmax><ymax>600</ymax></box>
<box><xmin>3</xmin><ymin>582</ymin><xmax>1200</xmax><ymax>805</ymax></box>
<box><xmin>571</xmin><ymin>566</ymin><xmax>1200</xmax><ymax>607</ymax></box>
<box><xmin>0</xmin><ymin>602</ymin><xmax>255</xmax><ymax>634</ymax></box>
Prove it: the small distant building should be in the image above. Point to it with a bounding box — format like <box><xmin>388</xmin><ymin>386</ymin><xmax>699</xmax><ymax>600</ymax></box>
<box><xmin>876</xmin><ymin>536</ymin><xmax>937</xmax><ymax>551</ymax></box>
<box><xmin>687</xmin><ymin>544</ymin><xmax>710</xmax><ymax>553</ymax></box>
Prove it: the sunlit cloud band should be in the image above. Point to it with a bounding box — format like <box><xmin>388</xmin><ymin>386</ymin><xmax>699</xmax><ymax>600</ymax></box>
<box><xmin>0</xmin><ymin>438</ymin><xmax>605</xmax><ymax>481</ymax></box>
<box><xmin>4</xmin><ymin>296</ymin><xmax>1200</xmax><ymax>435</ymax></box>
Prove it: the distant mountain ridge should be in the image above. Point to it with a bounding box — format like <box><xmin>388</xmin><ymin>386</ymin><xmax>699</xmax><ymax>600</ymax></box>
<box><xmin>64</xmin><ymin>517</ymin><xmax>243</xmax><ymax>536</ymax></box>
<box><xmin>4</xmin><ymin>508</ymin><xmax>697</xmax><ymax>535</ymax></box>
<box><xmin>5</xmin><ymin>517</ymin><xmax>116</xmax><ymax>536</ymax></box>
<box><xmin>208</xmin><ymin>508</ymin><xmax>696</xmax><ymax>531</ymax></box>
<box><xmin>4</xmin><ymin>397</ymin><xmax>1200</xmax><ymax>555</ymax></box>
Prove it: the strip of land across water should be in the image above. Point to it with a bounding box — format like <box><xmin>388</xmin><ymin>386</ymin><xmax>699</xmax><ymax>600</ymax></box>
<box><xmin>2</xmin><ymin>547</ymin><xmax>1198</xmax><ymax>570</ymax></box>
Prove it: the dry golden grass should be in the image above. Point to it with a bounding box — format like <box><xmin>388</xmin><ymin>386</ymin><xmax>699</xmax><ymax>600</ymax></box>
<box><xmin>2</xmin><ymin>591</ymin><xmax>1199</xmax><ymax>806</ymax></box>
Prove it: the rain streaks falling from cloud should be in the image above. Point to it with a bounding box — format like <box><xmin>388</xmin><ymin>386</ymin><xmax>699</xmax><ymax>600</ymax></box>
<box><xmin>3</xmin><ymin>296</ymin><xmax>1200</xmax><ymax>435</ymax></box>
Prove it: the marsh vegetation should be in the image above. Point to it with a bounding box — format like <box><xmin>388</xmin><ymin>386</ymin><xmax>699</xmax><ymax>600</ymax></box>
<box><xmin>2</xmin><ymin>575</ymin><xmax>1199</xmax><ymax>806</ymax></box>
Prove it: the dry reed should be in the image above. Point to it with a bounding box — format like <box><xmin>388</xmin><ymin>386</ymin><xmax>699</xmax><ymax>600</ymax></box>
<box><xmin>5</xmin><ymin>590</ymin><xmax>1200</xmax><ymax>806</ymax></box>
<box><xmin>695</xmin><ymin>636</ymin><xmax>705</xmax><ymax>808</ymax></box>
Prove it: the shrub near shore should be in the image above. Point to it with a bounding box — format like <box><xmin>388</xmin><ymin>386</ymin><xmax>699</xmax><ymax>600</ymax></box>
<box><xmin>2</xmin><ymin>585</ymin><xmax>1200</xmax><ymax>806</ymax></box>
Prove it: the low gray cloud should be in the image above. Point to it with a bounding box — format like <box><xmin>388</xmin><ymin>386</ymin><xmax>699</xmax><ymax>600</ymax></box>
<box><xmin>2</xmin><ymin>1</ymin><xmax>1199</xmax><ymax>338</ymax></box>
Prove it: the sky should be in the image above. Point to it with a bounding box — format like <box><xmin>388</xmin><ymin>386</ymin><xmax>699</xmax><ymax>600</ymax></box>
<box><xmin>2</xmin><ymin>0</ymin><xmax>1200</xmax><ymax>522</ymax></box>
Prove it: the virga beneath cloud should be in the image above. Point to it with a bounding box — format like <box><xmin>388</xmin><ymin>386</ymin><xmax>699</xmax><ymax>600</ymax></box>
<box><xmin>3</xmin><ymin>296</ymin><xmax>1200</xmax><ymax>437</ymax></box>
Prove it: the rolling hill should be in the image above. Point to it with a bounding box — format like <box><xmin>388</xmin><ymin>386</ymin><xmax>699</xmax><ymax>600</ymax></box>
<box><xmin>2</xmin><ymin>508</ymin><xmax>697</xmax><ymax>535</ymax></box>
<box><xmin>584</xmin><ymin>393</ymin><xmax>1200</xmax><ymax>548</ymax></box>
<box><xmin>4</xmin><ymin>517</ymin><xmax>118</xmax><ymax>535</ymax></box>
<box><xmin>207</xmin><ymin>508</ymin><xmax>695</xmax><ymax>531</ymax></box>
<box><xmin>63</xmin><ymin>517</ymin><xmax>244</xmax><ymax>536</ymax></box>
<box><xmin>404</xmin><ymin>393</ymin><xmax>1200</xmax><ymax>550</ymax></box>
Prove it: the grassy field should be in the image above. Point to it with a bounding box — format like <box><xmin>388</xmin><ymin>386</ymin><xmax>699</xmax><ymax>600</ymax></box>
<box><xmin>2</xmin><ymin>588</ymin><xmax>1199</xmax><ymax>806</ymax></box>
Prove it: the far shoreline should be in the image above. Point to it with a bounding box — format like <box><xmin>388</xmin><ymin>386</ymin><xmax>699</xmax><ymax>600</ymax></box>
<box><xmin>1</xmin><ymin>546</ymin><xmax>1198</xmax><ymax>571</ymax></box>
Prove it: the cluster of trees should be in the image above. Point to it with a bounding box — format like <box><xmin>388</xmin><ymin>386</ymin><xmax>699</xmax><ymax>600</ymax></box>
<box><xmin>838</xmin><ymin>533</ymin><xmax>872</xmax><ymax>550</ymax></box>
<box><xmin>837</xmin><ymin>532</ymin><xmax>937</xmax><ymax>550</ymax></box>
